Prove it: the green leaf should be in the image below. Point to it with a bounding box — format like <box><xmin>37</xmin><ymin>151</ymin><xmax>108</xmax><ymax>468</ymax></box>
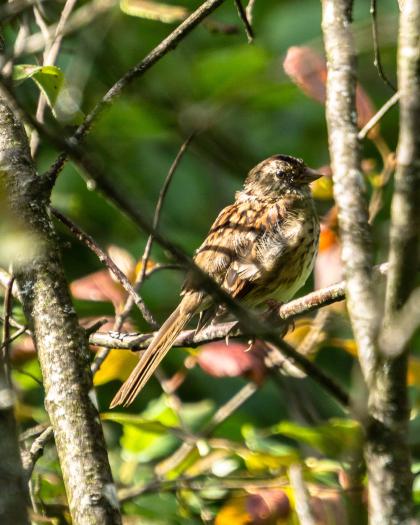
<box><xmin>104</xmin><ymin>395</ymin><xmax>181</xmax><ymax>460</ymax></box>
<box><xmin>270</xmin><ymin>418</ymin><xmax>363</xmax><ymax>458</ymax></box>
<box><xmin>13</xmin><ymin>64</ymin><xmax>84</xmax><ymax>124</ymax></box>
<box><xmin>13</xmin><ymin>64</ymin><xmax>63</xmax><ymax>107</ymax></box>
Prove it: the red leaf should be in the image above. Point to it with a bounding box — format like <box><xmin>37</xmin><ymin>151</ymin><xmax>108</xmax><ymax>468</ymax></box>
<box><xmin>197</xmin><ymin>341</ymin><xmax>267</xmax><ymax>384</ymax></box>
<box><xmin>283</xmin><ymin>46</ymin><xmax>377</xmax><ymax>133</ymax></box>
<box><xmin>283</xmin><ymin>46</ymin><xmax>327</xmax><ymax>104</ymax></box>
<box><xmin>70</xmin><ymin>269</ymin><xmax>126</xmax><ymax>307</ymax></box>
<box><xmin>246</xmin><ymin>489</ymin><xmax>291</xmax><ymax>523</ymax></box>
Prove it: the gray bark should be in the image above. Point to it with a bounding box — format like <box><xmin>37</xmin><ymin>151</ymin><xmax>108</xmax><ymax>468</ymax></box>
<box><xmin>0</xmin><ymin>357</ymin><xmax>30</xmax><ymax>525</ymax></box>
<box><xmin>365</xmin><ymin>1</ymin><xmax>420</xmax><ymax>523</ymax></box>
<box><xmin>321</xmin><ymin>1</ymin><xmax>415</xmax><ymax>523</ymax></box>
<box><xmin>0</xmin><ymin>97</ymin><xmax>121</xmax><ymax>524</ymax></box>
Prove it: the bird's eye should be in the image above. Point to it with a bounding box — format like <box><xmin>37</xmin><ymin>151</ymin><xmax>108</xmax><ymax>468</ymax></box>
<box><xmin>275</xmin><ymin>170</ymin><xmax>283</xmax><ymax>179</ymax></box>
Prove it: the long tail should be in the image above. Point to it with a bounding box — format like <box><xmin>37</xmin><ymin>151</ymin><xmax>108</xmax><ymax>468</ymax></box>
<box><xmin>110</xmin><ymin>295</ymin><xmax>198</xmax><ymax>408</ymax></box>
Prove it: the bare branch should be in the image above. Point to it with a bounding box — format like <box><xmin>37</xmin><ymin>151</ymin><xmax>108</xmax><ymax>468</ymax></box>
<box><xmin>385</xmin><ymin>0</ymin><xmax>420</xmax><ymax>315</ymax></box>
<box><xmin>323</xmin><ymin>1</ymin><xmax>417</xmax><ymax>522</ymax></box>
<box><xmin>234</xmin><ymin>0</ymin><xmax>254</xmax><ymax>43</ymax></box>
<box><xmin>1</xmin><ymin>275</ymin><xmax>14</xmax><ymax>385</ymax></box>
<box><xmin>370</xmin><ymin>0</ymin><xmax>397</xmax><ymax>91</ymax></box>
<box><xmin>289</xmin><ymin>464</ymin><xmax>316</xmax><ymax>525</ymax></box>
<box><xmin>21</xmin><ymin>426</ymin><xmax>54</xmax><ymax>481</ymax></box>
<box><xmin>51</xmin><ymin>207</ymin><xmax>158</xmax><ymax>330</ymax></box>
<box><xmin>358</xmin><ymin>91</ymin><xmax>400</xmax><ymax>140</ymax></box>
<box><xmin>137</xmin><ymin>134</ymin><xmax>195</xmax><ymax>294</ymax></box>
<box><xmin>245</xmin><ymin>0</ymin><xmax>256</xmax><ymax>25</ymax></box>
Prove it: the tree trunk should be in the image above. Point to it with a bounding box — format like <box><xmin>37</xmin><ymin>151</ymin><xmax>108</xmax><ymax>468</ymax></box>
<box><xmin>0</xmin><ymin>97</ymin><xmax>122</xmax><ymax>525</ymax></box>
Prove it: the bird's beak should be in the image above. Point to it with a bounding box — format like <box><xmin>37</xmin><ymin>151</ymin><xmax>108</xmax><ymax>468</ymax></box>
<box><xmin>301</xmin><ymin>166</ymin><xmax>323</xmax><ymax>183</ymax></box>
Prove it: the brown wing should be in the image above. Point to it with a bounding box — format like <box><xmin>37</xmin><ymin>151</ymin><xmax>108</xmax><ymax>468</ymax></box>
<box><xmin>183</xmin><ymin>199</ymin><xmax>286</xmax><ymax>302</ymax></box>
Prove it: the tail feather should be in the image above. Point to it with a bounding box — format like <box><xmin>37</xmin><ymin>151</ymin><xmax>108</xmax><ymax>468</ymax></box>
<box><xmin>110</xmin><ymin>296</ymin><xmax>197</xmax><ymax>408</ymax></box>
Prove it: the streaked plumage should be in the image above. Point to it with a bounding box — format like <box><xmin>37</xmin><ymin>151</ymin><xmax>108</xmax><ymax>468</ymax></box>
<box><xmin>111</xmin><ymin>154</ymin><xmax>321</xmax><ymax>408</ymax></box>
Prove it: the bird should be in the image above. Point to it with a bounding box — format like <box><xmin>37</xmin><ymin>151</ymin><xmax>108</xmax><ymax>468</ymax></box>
<box><xmin>110</xmin><ymin>154</ymin><xmax>321</xmax><ymax>408</ymax></box>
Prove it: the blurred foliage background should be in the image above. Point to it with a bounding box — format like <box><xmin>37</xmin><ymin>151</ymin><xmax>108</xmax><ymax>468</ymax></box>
<box><xmin>3</xmin><ymin>0</ymin><xmax>420</xmax><ymax>523</ymax></box>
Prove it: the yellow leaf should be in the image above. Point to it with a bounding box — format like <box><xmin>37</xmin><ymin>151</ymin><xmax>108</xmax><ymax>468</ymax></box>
<box><xmin>134</xmin><ymin>257</ymin><xmax>156</xmax><ymax>280</ymax></box>
<box><xmin>94</xmin><ymin>349</ymin><xmax>138</xmax><ymax>386</ymax></box>
<box><xmin>311</xmin><ymin>176</ymin><xmax>333</xmax><ymax>200</ymax></box>
<box><xmin>120</xmin><ymin>0</ymin><xmax>188</xmax><ymax>23</ymax></box>
<box><xmin>215</xmin><ymin>496</ymin><xmax>251</xmax><ymax>525</ymax></box>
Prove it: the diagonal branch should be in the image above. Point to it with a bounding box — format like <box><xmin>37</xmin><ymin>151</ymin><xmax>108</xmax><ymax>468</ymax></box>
<box><xmin>44</xmin><ymin>0</ymin><xmax>228</xmax><ymax>185</ymax></box>
<box><xmin>51</xmin><ymin>207</ymin><xmax>159</xmax><ymax>330</ymax></box>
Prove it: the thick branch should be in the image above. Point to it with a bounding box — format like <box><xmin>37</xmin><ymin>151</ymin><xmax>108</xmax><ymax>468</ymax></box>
<box><xmin>385</xmin><ymin>0</ymin><xmax>420</xmax><ymax>315</ymax></box>
<box><xmin>364</xmin><ymin>2</ymin><xmax>420</xmax><ymax>523</ymax></box>
<box><xmin>0</xmin><ymin>98</ymin><xmax>121</xmax><ymax>524</ymax></box>
<box><xmin>322</xmin><ymin>1</ymin><xmax>415</xmax><ymax>523</ymax></box>
<box><xmin>322</xmin><ymin>0</ymin><xmax>377</xmax><ymax>383</ymax></box>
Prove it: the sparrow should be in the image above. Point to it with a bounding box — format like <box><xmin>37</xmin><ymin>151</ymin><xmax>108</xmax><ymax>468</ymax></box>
<box><xmin>110</xmin><ymin>154</ymin><xmax>321</xmax><ymax>408</ymax></box>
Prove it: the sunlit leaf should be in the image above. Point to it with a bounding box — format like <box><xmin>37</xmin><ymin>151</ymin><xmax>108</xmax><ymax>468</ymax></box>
<box><xmin>13</xmin><ymin>64</ymin><xmax>64</xmax><ymax>107</ymax></box>
<box><xmin>120</xmin><ymin>0</ymin><xmax>188</xmax><ymax>23</ymax></box>
<box><xmin>94</xmin><ymin>349</ymin><xmax>139</xmax><ymax>385</ymax></box>
<box><xmin>107</xmin><ymin>395</ymin><xmax>181</xmax><ymax>459</ymax></box>
<box><xmin>271</xmin><ymin>419</ymin><xmax>363</xmax><ymax>458</ymax></box>
<box><xmin>215</xmin><ymin>496</ymin><xmax>251</xmax><ymax>525</ymax></box>
<box><xmin>107</xmin><ymin>244</ymin><xmax>136</xmax><ymax>283</ymax></box>
<box><xmin>310</xmin><ymin>167</ymin><xmax>334</xmax><ymax>200</ymax></box>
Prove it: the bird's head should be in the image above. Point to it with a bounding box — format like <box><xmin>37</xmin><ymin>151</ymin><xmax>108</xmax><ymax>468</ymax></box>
<box><xmin>244</xmin><ymin>154</ymin><xmax>322</xmax><ymax>198</ymax></box>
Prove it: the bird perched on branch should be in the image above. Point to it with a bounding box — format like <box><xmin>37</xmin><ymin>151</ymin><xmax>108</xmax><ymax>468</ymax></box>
<box><xmin>110</xmin><ymin>154</ymin><xmax>321</xmax><ymax>408</ymax></box>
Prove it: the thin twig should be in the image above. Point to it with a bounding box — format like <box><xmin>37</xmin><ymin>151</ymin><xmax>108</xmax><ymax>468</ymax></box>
<box><xmin>245</xmin><ymin>0</ymin><xmax>256</xmax><ymax>26</ymax></box>
<box><xmin>21</xmin><ymin>426</ymin><xmax>54</xmax><ymax>480</ymax></box>
<box><xmin>289</xmin><ymin>464</ymin><xmax>316</xmax><ymax>525</ymax></box>
<box><xmin>43</xmin><ymin>0</ymin><xmax>228</xmax><ymax>185</ymax></box>
<box><xmin>0</xmin><ymin>325</ymin><xmax>27</xmax><ymax>350</ymax></box>
<box><xmin>370</xmin><ymin>0</ymin><xmax>396</xmax><ymax>91</ymax></box>
<box><xmin>1</xmin><ymin>275</ymin><xmax>15</xmax><ymax>386</ymax></box>
<box><xmin>358</xmin><ymin>91</ymin><xmax>400</xmax><ymax>140</ymax></box>
<box><xmin>51</xmin><ymin>207</ymin><xmax>158</xmax><ymax>330</ymax></box>
<box><xmin>138</xmin><ymin>133</ymin><xmax>195</xmax><ymax>292</ymax></box>
<box><xmin>234</xmin><ymin>0</ymin><xmax>254</xmax><ymax>43</ymax></box>
<box><xmin>118</xmin><ymin>473</ymin><xmax>287</xmax><ymax>502</ymax></box>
